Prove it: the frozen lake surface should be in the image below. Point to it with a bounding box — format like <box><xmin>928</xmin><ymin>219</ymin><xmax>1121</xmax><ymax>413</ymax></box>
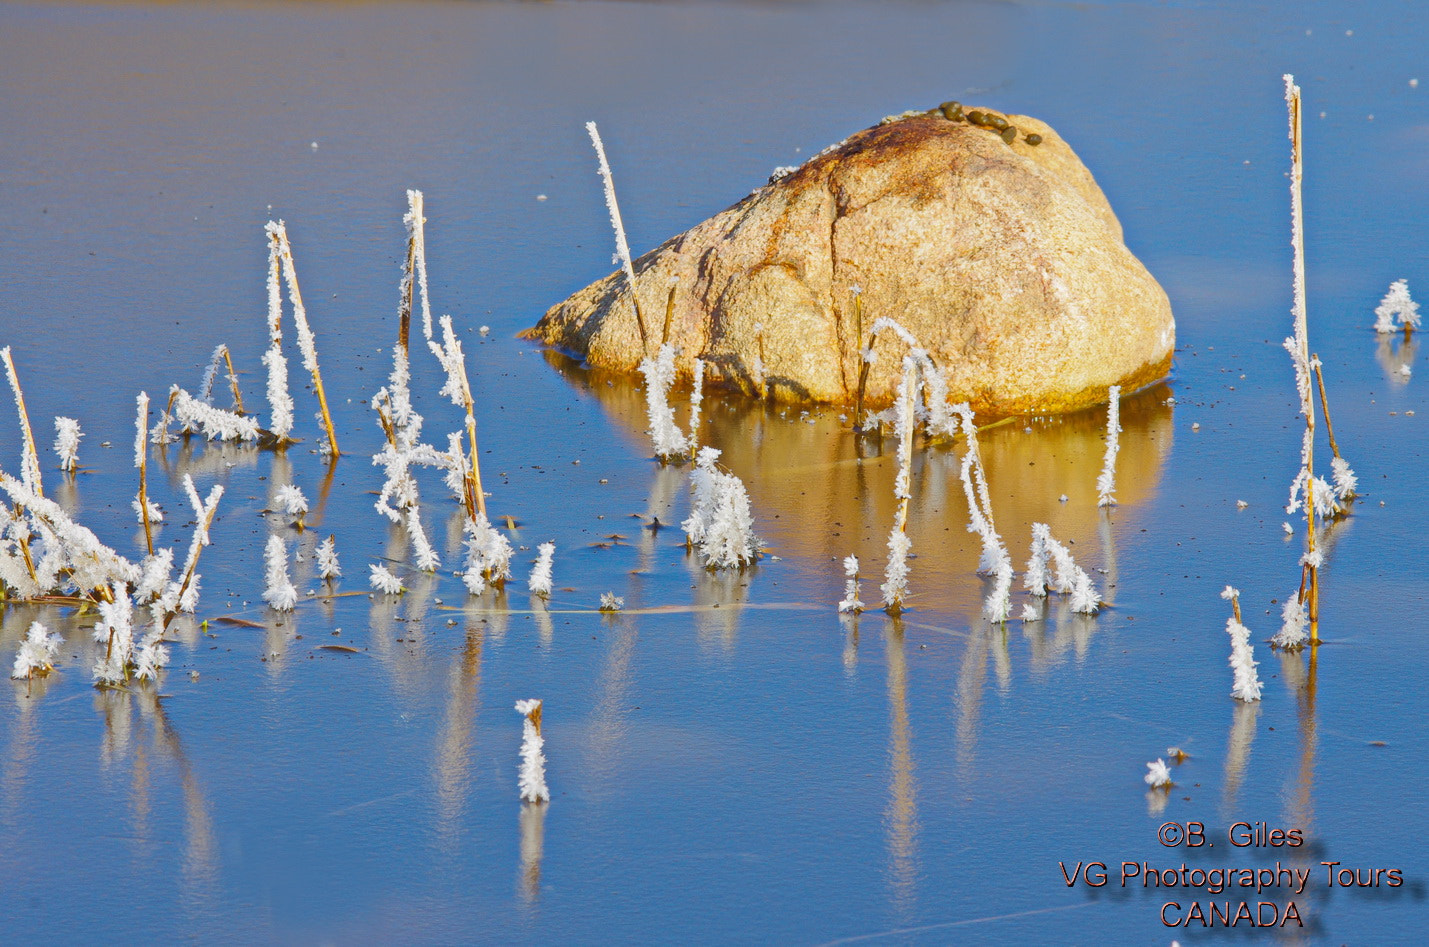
<box><xmin>2</xmin><ymin>1</ymin><xmax>1427</xmax><ymax>942</ymax></box>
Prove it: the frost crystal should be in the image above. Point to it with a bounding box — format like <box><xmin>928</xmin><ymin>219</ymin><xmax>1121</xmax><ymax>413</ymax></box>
<box><xmin>1330</xmin><ymin>456</ymin><xmax>1357</xmax><ymax>500</ymax></box>
<box><xmin>1223</xmin><ymin>608</ymin><xmax>1263</xmax><ymax>701</ymax></box>
<box><xmin>172</xmin><ymin>388</ymin><xmax>260</xmax><ymax>442</ymax></box>
<box><xmin>598</xmin><ymin>592</ymin><xmax>624</xmax><ymax>612</ymax></box>
<box><xmin>369</xmin><ymin>563</ymin><xmax>404</xmax><ymax>594</ymax></box>
<box><xmin>838</xmin><ymin>554</ymin><xmax>864</xmax><ymax>614</ymax></box>
<box><xmin>11</xmin><ymin>621</ymin><xmax>61</xmax><ymax>679</ymax></box>
<box><xmin>1373</xmin><ymin>279</ymin><xmax>1420</xmax><ymax>333</ymax></box>
<box><xmin>639</xmin><ymin>343</ymin><xmax>687</xmax><ymax>460</ymax></box>
<box><xmin>1144</xmin><ymin>759</ymin><xmax>1173</xmax><ymax>789</ymax></box>
<box><xmin>274</xmin><ymin>484</ymin><xmax>308</xmax><ymax>519</ymax></box>
<box><xmin>462</xmin><ymin>512</ymin><xmax>513</xmax><ymax>594</ymax></box>
<box><xmin>528</xmin><ymin>542</ymin><xmax>555</xmax><ymax>598</ymax></box>
<box><xmin>261</xmin><ymin>345</ymin><xmax>294</xmax><ymax>439</ymax></box>
<box><xmin>316</xmin><ymin>535</ymin><xmax>341</xmax><ymax>580</ymax></box>
<box><xmin>1096</xmin><ymin>386</ymin><xmax>1121</xmax><ymax>507</ymax></box>
<box><xmin>514</xmin><ymin>699</ymin><xmax>550</xmax><ymax>804</ymax></box>
<box><xmin>1019</xmin><ymin>603</ymin><xmax>1040</xmax><ymax>622</ymax></box>
<box><xmin>262</xmin><ymin>534</ymin><xmax>297</xmax><ymax>611</ymax></box>
<box><xmin>53</xmin><ymin>417</ymin><xmax>82</xmax><ymax>472</ymax></box>
<box><xmin>586</xmin><ymin>121</ymin><xmax>641</xmax><ymax>324</ymax></box>
<box><xmin>1272</xmin><ymin>591</ymin><xmax>1309</xmax><ymax>649</ymax></box>
<box><xmin>682</xmin><ymin>447</ymin><xmax>760</xmax><ymax>569</ymax></box>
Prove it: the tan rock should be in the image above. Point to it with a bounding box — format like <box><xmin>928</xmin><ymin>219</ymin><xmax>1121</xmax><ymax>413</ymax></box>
<box><xmin>525</xmin><ymin>108</ymin><xmax>1174</xmax><ymax>418</ymax></box>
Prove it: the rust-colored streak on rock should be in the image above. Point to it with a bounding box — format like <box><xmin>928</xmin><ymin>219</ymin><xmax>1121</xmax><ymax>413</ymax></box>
<box><xmin>525</xmin><ymin>109</ymin><xmax>1175</xmax><ymax>418</ymax></box>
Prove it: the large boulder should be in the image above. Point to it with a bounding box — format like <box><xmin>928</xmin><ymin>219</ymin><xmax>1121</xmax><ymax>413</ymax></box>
<box><xmin>526</xmin><ymin>106</ymin><xmax>1174</xmax><ymax>418</ymax></box>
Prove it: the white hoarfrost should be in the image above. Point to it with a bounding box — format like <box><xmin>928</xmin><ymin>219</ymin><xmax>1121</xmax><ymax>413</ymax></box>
<box><xmin>682</xmin><ymin>447</ymin><xmax>760</xmax><ymax>570</ymax></box>
<box><xmin>838</xmin><ymin>554</ymin><xmax>864</xmax><ymax>614</ymax></box>
<box><xmin>53</xmin><ymin>417</ymin><xmax>82</xmax><ymax>472</ymax></box>
<box><xmin>262</xmin><ymin>534</ymin><xmax>298</xmax><ymax>611</ymax></box>
<box><xmin>639</xmin><ymin>343</ymin><xmax>687</xmax><ymax>461</ymax></box>
<box><xmin>1096</xmin><ymin>386</ymin><xmax>1121</xmax><ymax>507</ymax></box>
<box><xmin>274</xmin><ymin>483</ymin><xmax>308</xmax><ymax>522</ymax></box>
<box><xmin>171</xmin><ymin>387</ymin><xmax>260</xmax><ymax>442</ymax></box>
<box><xmin>1374</xmin><ymin>279</ymin><xmax>1420</xmax><ymax>333</ymax></box>
<box><xmin>11</xmin><ymin>621</ymin><xmax>61</xmax><ymax>679</ymax></box>
<box><xmin>1145</xmin><ymin>759</ymin><xmax>1173</xmax><ymax>789</ymax></box>
<box><xmin>316</xmin><ymin>535</ymin><xmax>341</xmax><ymax>580</ymax></box>
<box><xmin>1221</xmin><ymin>586</ymin><xmax>1263</xmax><ymax>701</ymax></box>
<box><xmin>369</xmin><ymin>563</ymin><xmax>404</xmax><ymax>594</ymax></box>
<box><xmin>528</xmin><ymin>542</ymin><xmax>555</xmax><ymax>598</ymax></box>
<box><xmin>514</xmin><ymin>699</ymin><xmax>550</xmax><ymax>804</ymax></box>
<box><xmin>462</xmin><ymin>512</ymin><xmax>514</xmax><ymax>594</ymax></box>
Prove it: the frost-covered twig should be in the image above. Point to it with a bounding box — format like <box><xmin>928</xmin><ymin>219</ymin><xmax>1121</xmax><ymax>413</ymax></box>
<box><xmin>682</xmin><ymin>447</ymin><xmax>761</xmax><ymax>570</ymax></box>
<box><xmin>135</xmin><ymin>393</ymin><xmax>154</xmax><ymax>555</ymax></box>
<box><xmin>1373</xmin><ymin>279</ymin><xmax>1420</xmax><ymax>336</ymax></box>
<box><xmin>316</xmin><ymin>534</ymin><xmax>341</xmax><ymax>581</ymax></box>
<box><xmin>274</xmin><ymin>483</ymin><xmax>308</xmax><ymax>529</ymax></box>
<box><xmin>1311</xmin><ymin>359</ymin><xmax>1356</xmax><ymax>502</ymax></box>
<box><xmin>260</xmin><ymin>232</ymin><xmax>295</xmax><ymax>443</ymax></box>
<box><xmin>2</xmin><ymin>347</ymin><xmax>43</xmax><ymax>498</ymax></box>
<box><xmin>528</xmin><ymin>542</ymin><xmax>555</xmax><ymax>598</ymax></box>
<box><xmin>268</xmin><ymin>221</ymin><xmax>340</xmax><ymax>455</ymax></box>
<box><xmin>1283</xmin><ymin>74</ymin><xmax>1320</xmax><ymax>635</ymax></box>
<box><xmin>1</xmin><ymin>471</ymin><xmax>140</xmax><ymax>599</ymax></box>
<box><xmin>1096</xmin><ymin>386</ymin><xmax>1121</xmax><ymax>507</ymax></box>
<box><xmin>1144</xmin><ymin>759</ymin><xmax>1173</xmax><ymax>789</ymax></box>
<box><xmin>158</xmin><ymin>476</ymin><xmax>223</xmax><ymax>617</ymax></box>
<box><xmin>370</xmin><ymin>563</ymin><xmax>404</xmax><ymax>595</ymax></box>
<box><xmin>838</xmin><ymin>554</ymin><xmax>864</xmax><ymax>614</ymax></box>
<box><xmin>881</xmin><ymin>355</ymin><xmax>921</xmax><ymax>613</ymax></box>
<box><xmin>171</xmin><ymin>387</ymin><xmax>261</xmax><ymax>442</ymax></box>
<box><xmin>1024</xmin><ymin>523</ymin><xmax>1099</xmax><ymax>614</ymax></box>
<box><xmin>11</xmin><ymin>621</ymin><xmax>60</xmax><ymax>680</ymax></box>
<box><xmin>262</xmin><ymin>534</ymin><xmax>297</xmax><ymax>611</ymax></box>
<box><xmin>586</xmin><ymin>121</ymin><xmax>647</xmax><ymax>348</ymax></box>
<box><xmin>1220</xmin><ymin>586</ymin><xmax>1263</xmax><ymax>701</ymax></box>
<box><xmin>639</xmin><ymin>342</ymin><xmax>688</xmax><ymax>461</ymax></box>
<box><xmin>53</xmin><ymin>417</ymin><xmax>82</xmax><ymax>473</ymax></box>
<box><xmin>461</xmin><ymin>511</ymin><xmax>513</xmax><ymax>594</ymax></box>
<box><xmin>952</xmin><ymin>404</ymin><xmax>1014</xmax><ymax>620</ymax></box>
<box><xmin>427</xmin><ymin>313</ymin><xmax>488</xmax><ymax>520</ymax></box>
<box><xmin>515</xmin><ymin>699</ymin><xmax>550</xmax><ymax>803</ymax></box>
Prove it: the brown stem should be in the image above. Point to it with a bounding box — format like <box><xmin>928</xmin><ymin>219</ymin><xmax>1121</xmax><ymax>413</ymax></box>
<box><xmin>1311</xmin><ymin>357</ymin><xmax>1343</xmax><ymax>462</ymax></box>
<box><xmin>221</xmin><ymin>347</ymin><xmax>245</xmax><ymax>415</ymax></box>
<box><xmin>853</xmin><ymin>323</ymin><xmax>879</xmax><ymax>432</ymax></box>
<box><xmin>662</xmin><ymin>283</ymin><xmax>677</xmax><ymax>346</ymax></box>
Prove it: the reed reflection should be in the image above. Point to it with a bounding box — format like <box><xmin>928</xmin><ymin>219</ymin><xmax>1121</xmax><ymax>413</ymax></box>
<box><xmin>883</xmin><ymin>616</ymin><xmax>919</xmax><ymax>923</ymax></box>
<box><xmin>433</xmin><ymin>626</ymin><xmax>483</xmax><ymax>852</ymax></box>
<box><xmin>517</xmin><ymin>801</ymin><xmax>547</xmax><ymax>911</ymax></box>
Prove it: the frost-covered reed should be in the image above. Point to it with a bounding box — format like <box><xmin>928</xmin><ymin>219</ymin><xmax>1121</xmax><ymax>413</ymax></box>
<box><xmin>1312</xmin><ymin>359</ymin><xmax>1357</xmax><ymax>502</ymax></box>
<box><xmin>528</xmin><ymin>542</ymin><xmax>555</xmax><ymax>598</ymax></box>
<box><xmin>134</xmin><ymin>393</ymin><xmax>156</xmax><ymax>555</ymax></box>
<box><xmin>2</xmin><ymin>346</ymin><xmax>44</xmax><ymax>498</ymax></box>
<box><xmin>274</xmin><ymin>483</ymin><xmax>308</xmax><ymax>529</ymax></box>
<box><xmin>953</xmin><ymin>404</ymin><xmax>1014</xmax><ymax>620</ymax></box>
<box><xmin>1</xmin><ymin>470</ymin><xmax>141</xmax><ymax>601</ymax></box>
<box><xmin>838</xmin><ymin>554</ymin><xmax>864</xmax><ymax>614</ymax></box>
<box><xmin>369</xmin><ymin>563</ymin><xmax>404</xmax><ymax>594</ymax></box>
<box><xmin>267</xmin><ymin>221</ymin><xmax>340</xmax><ymax>455</ymax></box>
<box><xmin>11</xmin><ymin>621</ymin><xmax>60</xmax><ymax>680</ymax></box>
<box><xmin>462</xmin><ymin>511</ymin><xmax>514</xmax><ymax>594</ymax></box>
<box><xmin>1373</xmin><ymin>279</ymin><xmax>1420</xmax><ymax>336</ymax></box>
<box><xmin>262</xmin><ymin>534</ymin><xmax>297</xmax><ymax>611</ymax></box>
<box><xmin>1281</xmin><ymin>74</ymin><xmax>1321</xmax><ymax>639</ymax></box>
<box><xmin>1220</xmin><ymin>586</ymin><xmax>1262</xmax><ymax>701</ymax></box>
<box><xmin>198</xmin><ymin>343</ymin><xmax>244</xmax><ymax>414</ymax></box>
<box><xmin>682</xmin><ymin>447</ymin><xmax>761</xmax><ymax>570</ymax></box>
<box><xmin>1144</xmin><ymin>759</ymin><xmax>1173</xmax><ymax>789</ymax></box>
<box><xmin>53</xmin><ymin>417</ymin><xmax>82</xmax><ymax>473</ymax></box>
<box><xmin>514</xmin><ymin>699</ymin><xmax>550</xmax><ymax>804</ymax></box>
<box><xmin>1096</xmin><ymin>386</ymin><xmax>1121</xmax><ymax>507</ymax></box>
<box><xmin>880</xmin><ymin>355</ymin><xmax>921</xmax><ymax>613</ymax></box>
<box><xmin>598</xmin><ymin>592</ymin><xmax>624</xmax><ymax>612</ymax></box>
<box><xmin>261</xmin><ymin>228</ymin><xmax>295</xmax><ymax>443</ymax></box>
<box><xmin>1024</xmin><ymin>523</ymin><xmax>1099</xmax><ymax>615</ymax></box>
<box><xmin>158</xmin><ymin>475</ymin><xmax>224</xmax><ymax>616</ymax></box>
<box><xmin>316</xmin><ymin>535</ymin><xmax>341</xmax><ymax>581</ymax></box>
<box><xmin>586</xmin><ymin>121</ymin><xmax>647</xmax><ymax>348</ymax></box>
<box><xmin>170</xmin><ymin>387</ymin><xmax>261</xmax><ymax>442</ymax></box>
